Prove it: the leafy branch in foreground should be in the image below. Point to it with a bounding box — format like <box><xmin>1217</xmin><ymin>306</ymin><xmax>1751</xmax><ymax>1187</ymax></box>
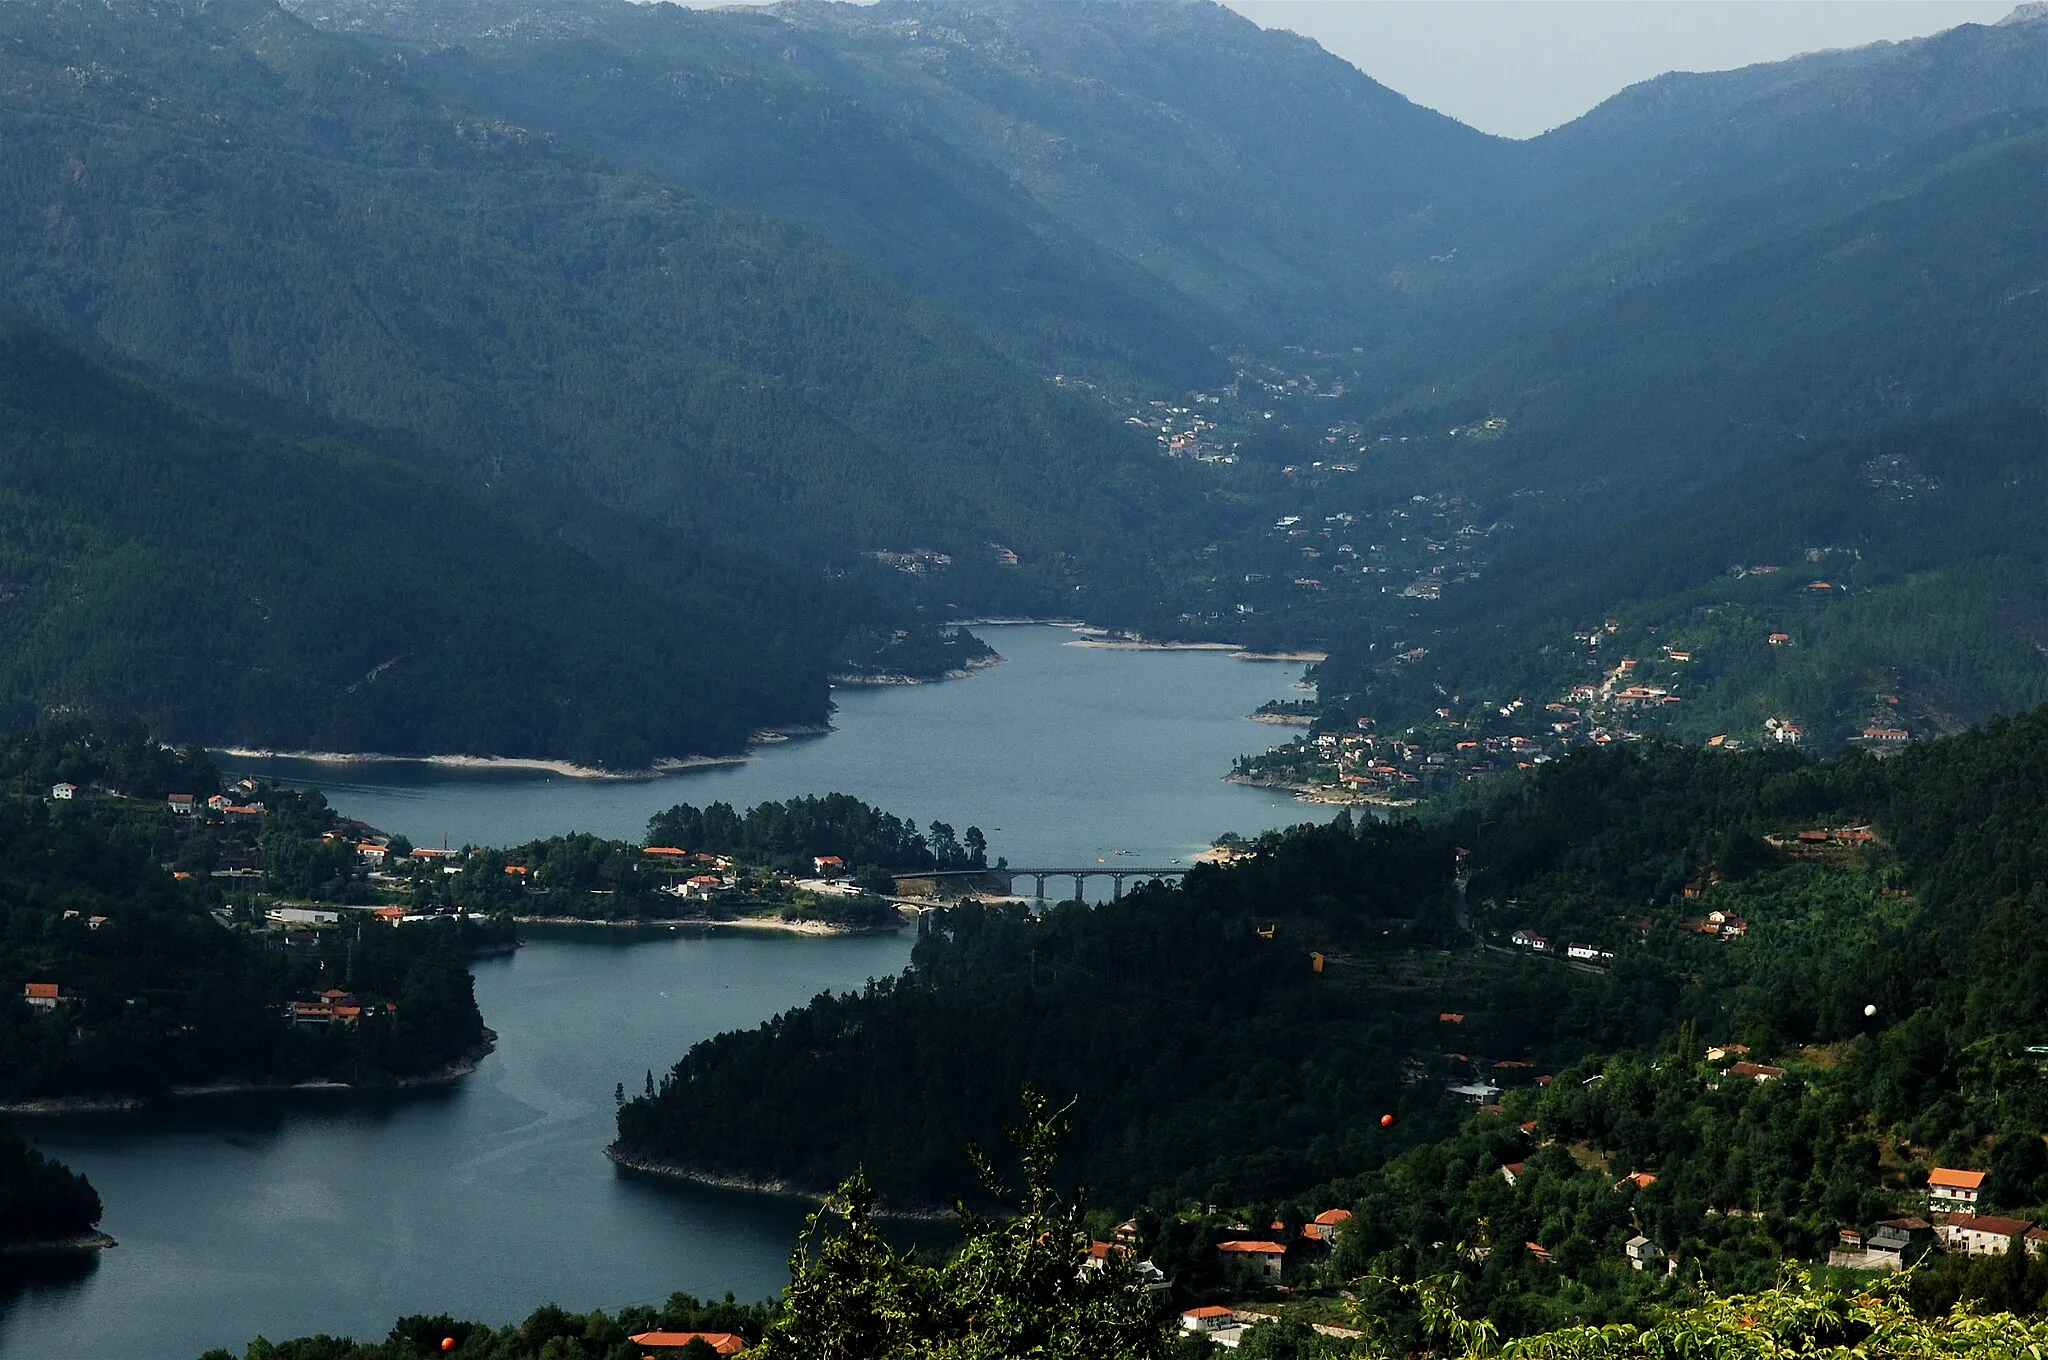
<box><xmin>759</xmin><ymin>1089</ymin><xmax>1167</xmax><ymax>1360</ymax></box>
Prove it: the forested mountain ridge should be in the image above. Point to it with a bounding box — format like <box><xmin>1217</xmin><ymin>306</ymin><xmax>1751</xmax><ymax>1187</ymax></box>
<box><xmin>296</xmin><ymin>0</ymin><xmax>1235</xmax><ymax>390</ymax></box>
<box><xmin>616</xmin><ymin>708</ymin><xmax>2048</xmax><ymax>1335</ymax></box>
<box><xmin>1313</xmin><ymin>406</ymin><xmax>2048</xmax><ymax>755</ymax></box>
<box><xmin>295</xmin><ymin>0</ymin><xmax>1507</xmax><ymax>364</ymax></box>
<box><xmin>0</xmin><ymin>323</ymin><xmax>836</xmax><ymax>764</ymax></box>
<box><xmin>0</xmin><ymin>0</ymin><xmax>1192</xmax><ymax>588</ymax></box>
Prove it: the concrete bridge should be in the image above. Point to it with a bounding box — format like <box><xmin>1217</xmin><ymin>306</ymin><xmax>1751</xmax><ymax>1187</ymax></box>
<box><xmin>891</xmin><ymin>866</ymin><xmax>1190</xmax><ymax>903</ymax></box>
<box><xmin>1010</xmin><ymin>866</ymin><xmax>1187</xmax><ymax>902</ymax></box>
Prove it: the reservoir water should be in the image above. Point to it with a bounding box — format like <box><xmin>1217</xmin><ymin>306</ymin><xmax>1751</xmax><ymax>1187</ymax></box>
<box><xmin>2</xmin><ymin>627</ymin><xmax>1324</xmax><ymax>1359</ymax></box>
<box><xmin>217</xmin><ymin>625</ymin><xmax>1320</xmax><ymax>872</ymax></box>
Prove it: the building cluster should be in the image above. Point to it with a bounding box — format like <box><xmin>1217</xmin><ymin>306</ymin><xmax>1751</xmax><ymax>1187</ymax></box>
<box><xmin>1832</xmin><ymin>1168</ymin><xmax>2048</xmax><ymax>1268</ymax></box>
<box><xmin>1171</xmin><ymin>1210</ymin><xmax>1355</xmax><ymax>1348</ymax></box>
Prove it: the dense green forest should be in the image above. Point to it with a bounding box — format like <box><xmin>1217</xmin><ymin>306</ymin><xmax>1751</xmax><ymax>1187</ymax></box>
<box><xmin>0</xmin><ymin>723</ymin><xmax>486</xmax><ymax>1100</ymax></box>
<box><xmin>0</xmin><ymin>324</ymin><xmax>842</xmax><ymax>766</ymax></box>
<box><xmin>0</xmin><ymin>1125</ymin><xmax>101</xmax><ymax>1247</ymax></box>
<box><xmin>1310</xmin><ymin>406</ymin><xmax>2048</xmax><ymax>753</ymax></box>
<box><xmin>609</xmin><ymin>703</ymin><xmax>2048</xmax><ymax>1334</ymax></box>
<box><xmin>207</xmin><ymin>1110</ymin><xmax>2048</xmax><ymax>1359</ymax></box>
<box><xmin>646</xmin><ymin>795</ymin><xmax>990</xmax><ymax>875</ymax></box>
<box><xmin>0</xmin><ymin>0</ymin><xmax>1203</xmax><ymax>593</ymax></box>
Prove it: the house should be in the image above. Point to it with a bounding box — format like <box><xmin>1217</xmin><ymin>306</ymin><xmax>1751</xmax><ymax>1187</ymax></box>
<box><xmin>1216</xmin><ymin>1239</ymin><xmax>1287</xmax><ymax>1281</ymax></box>
<box><xmin>1863</xmin><ymin>728</ymin><xmax>1910</xmax><ymax>743</ymax></box>
<box><xmin>1868</xmin><ymin>1218</ymin><xmax>1934</xmax><ymax>1261</ymax></box>
<box><xmin>207</xmin><ymin>794</ymin><xmax>231</xmax><ymax>812</ymax></box>
<box><xmin>1181</xmin><ymin>1306</ymin><xmax>1236</xmax><ymax>1334</ymax></box>
<box><xmin>1566</xmin><ymin>942</ymin><xmax>1615</xmax><ymax>962</ymax></box>
<box><xmin>1616</xmin><ymin>1172</ymin><xmax>1657</xmax><ymax>1191</ymax></box>
<box><xmin>1500</xmin><ymin>1162</ymin><xmax>1527</xmax><ymax>1186</ymax></box>
<box><xmin>1767</xmin><ymin>633</ymin><xmax>1792</xmax><ymax>646</ymax></box>
<box><xmin>357</xmin><ymin>842</ymin><xmax>390</xmax><ymax>866</ymax></box>
<box><xmin>1936</xmin><ymin>1214</ymin><xmax>2035</xmax><ymax>1257</ymax></box>
<box><xmin>1928</xmin><ymin>1167</ymin><xmax>1987</xmax><ymax>1212</ymax></box>
<box><xmin>50</xmin><ymin>782</ymin><xmax>76</xmax><ymax>800</ymax></box>
<box><xmin>812</xmin><ymin>855</ymin><xmax>847</xmax><ymax>877</ymax></box>
<box><xmin>1726</xmin><ymin>1061</ymin><xmax>1786</xmax><ymax>1082</ymax></box>
<box><xmin>23</xmin><ymin>981</ymin><xmax>62</xmax><ymax>1010</ymax></box>
<box><xmin>627</xmin><ymin>1333</ymin><xmax>746</xmax><ymax>1356</ymax></box>
<box><xmin>1773</xmin><ymin>725</ymin><xmax>1804</xmax><ymax>745</ymax></box>
<box><xmin>1705</xmin><ymin>1044</ymin><xmax>1750</xmax><ymax>1063</ymax></box>
<box><xmin>167</xmin><ymin>793</ymin><xmax>196</xmax><ymax>814</ymax></box>
<box><xmin>1524</xmin><ymin>1241</ymin><xmax>1554</xmax><ymax>1265</ymax></box>
<box><xmin>1439</xmin><ymin>1012</ymin><xmax>1465</xmax><ymax>1024</ymax></box>
<box><xmin>1083</xmin><ymin>1240</ymin><xmax>1125</xmax><ymax>1272</ymax></box>
<box><xmin>1303</xmin><ymin>1208</ymin><xmax>1352</xmax><ymax>1242</ymax></box>
<box><xmin>1624</xmin><ymin>1235</ymin><xmax>1664</xmax><ymax>1271</ymax></box>
<box><xmin>1510</xmin><ymin>929</ymin><xmax>1550</xmax><ymax>952</ymax></box>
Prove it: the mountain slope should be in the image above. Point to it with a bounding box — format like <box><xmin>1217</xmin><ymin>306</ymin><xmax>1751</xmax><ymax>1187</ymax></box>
<box><xmin>0</xmin><ymin>0</ymin><xmax>1186</xmax><ymax>588</ymax></box>
<box><xmin>0</xmin><ymin>325</ymin><xmax>830</xmax><ymax>765</ymax></box>
<box><xmin>1317</xmin><ymin>406</ymin><xmax>2048</xmax><ymax>751</ymax></box>
<box><xmin>300</xmin><ymin>0</ymin><xmax>1232</xmax><ymax>390</ymax></box>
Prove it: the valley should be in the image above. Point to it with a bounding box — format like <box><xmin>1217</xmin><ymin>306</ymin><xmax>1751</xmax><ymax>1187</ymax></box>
<box><xmin>3</xmin><ymin>1</ymin><xmax>2048</xmax><ymax>1355</ymax></box>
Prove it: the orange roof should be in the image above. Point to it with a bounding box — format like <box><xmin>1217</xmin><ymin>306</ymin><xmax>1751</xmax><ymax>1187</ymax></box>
<box><xmin>1621</xmin><ymin>1172</ymin><xmax>1656</xmax><ymax>1190</ymax></box>
<box><xmin>1183</xmin><ymin>1306</ymin><xmax>1234</xmax><ymax>1319</ymax></box>
<box><xmin>24</xmin><ymin>982</ymin><xmax>59</xmax><ymax>999</ymax></box>
<box><xmin>1439</xmin><ymin>1012</ymin><xmax>1464</xmax><ymax>1023</ymax></box>
<box><xmin>644</xmin><ymin>846</ymin><xmax>689</xmax><ymax>856</ymax></box>
<box><xmin>1313</xmin><ymin>1208</ymin><xmax>1352</xmax><ymax>1225</ymax></box>
<box><xmin>1929</xmin><ymin>1168</ymin><xmax>1988</xmax><ymax>1190</ymax></box>
<box><xmin>628</xmin><ymin>1333</ymin><xmax>745</xmax><ymax>1354</ymax></box>
<box><xmin>1087</xmin><ymin>1240</ymin><xmax>1124</xmax><ymax>1259</ymax></box>
<box><xmin>504</xmin><ymin>864</ymin><xmax>528</xmax><ymax>875</ymax></box>
<box><xmin>1216</xmin><ymin>1239</ymin><xmax>1287</xmax><ymax>1254</ymax></box>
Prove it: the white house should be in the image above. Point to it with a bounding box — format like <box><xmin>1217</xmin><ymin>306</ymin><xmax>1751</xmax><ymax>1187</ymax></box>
<box><xmin>1935</xmin><ymin>1214</ymin><xmax>2034</xmax><ymax>1257</ymax></box>
<box><xmin>1928</xmin><ymin>1167</ymin><xmax>1987</xmax><ymax>1213</ymax></box>
<box><xmin>1624</xmin><ymin>1235</ymin><xmax>1664</xmax><ymax>1271</ymax></box>
<box><xmin>167</xmin><ymin>793</ymin><xmax>196</xmax><ymax>815</ymax></box>
<box><xmin>1510</xmin><ymin>929</ymin><xmax>1550</xmax><ymax>952</ymax></box>
<box><xmin>50</xmin><ymin>782</ymin><xmax>76</xmax><ymax>800</ymax></box>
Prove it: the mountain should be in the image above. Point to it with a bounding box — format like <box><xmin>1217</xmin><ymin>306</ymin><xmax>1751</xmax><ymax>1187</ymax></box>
<box><xmin>1310</xmin><ymin>405</ymin><xmax>2048</xmax><ymax>755</ymax></box>
<box><xmin>0</xmin><ymin>0</ymin><xmax>1189</xmax><ymax>597</ymax></box>
<box><xmin>0</xmin><ymin>325</ymin><xmax>844</xmax><ymax>765</ymax></box>
<box><xmin>298</xmin><ymin>0</ymin><xmax>1507</xmax><ymax>365</ymax></box>
<box><xmin>295</xmin><ymin>0</ymin><xmax>1233</xmax><ymax>390</ymax></box>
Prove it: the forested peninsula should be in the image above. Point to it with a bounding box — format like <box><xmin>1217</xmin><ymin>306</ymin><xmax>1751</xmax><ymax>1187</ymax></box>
<box><xmin>0</xmin><ymin>723</ymin><xmax>488</xmax><ymax>1106</ymax></box>
<box><xmin>608</xmin><ymin>702</ymin><xmax>2048</xmax><ymax>1340</ymax></box>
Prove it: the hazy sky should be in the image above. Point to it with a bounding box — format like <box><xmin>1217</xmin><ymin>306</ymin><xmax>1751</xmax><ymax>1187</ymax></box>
<box><xmin>668</xmin><ymin>1</ymin><xmax>2022</xmax><ymax>139</ymax></box>
<box><xmin>1223</xmin><ymin>2</ymin><xmax>2018</xmax><ymax>137</ymax></box>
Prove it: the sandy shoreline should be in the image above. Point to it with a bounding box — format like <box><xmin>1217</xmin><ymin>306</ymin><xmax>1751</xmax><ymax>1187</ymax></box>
<box><xmin>217</xmin><ymin>748</ymin><xmax>749</xmax><ymax>781</ymax></box>
<box><xmin>604</xmin><ymin>1147</ymin><xmax>953</xmax><ymax>1220</ymax></box>
<box><xmin>0</xmin><ymin>1040</ymin><xmax>495</xmax><ymax>1116</ymax></box>
<box><xmin>514</xmin><ymin>914</ymin><xmax>900</xmax><ymax>937</ymax></box>
<box><xmin>1066</xmin><ymin>633</ymin><xmax>1327</xmax><ymax>663</ymax></box>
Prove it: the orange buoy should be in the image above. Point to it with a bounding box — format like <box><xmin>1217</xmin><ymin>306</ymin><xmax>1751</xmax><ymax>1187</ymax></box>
<box><xmin>442</xmin><ymin>1340</ymin><xmax>456</xmax><ymax>1353</ymax></box>
<box><xmin>1379</xmin><ymin>1113</ymin><xmax>1395</xmax><ymax>1128</ymax></box>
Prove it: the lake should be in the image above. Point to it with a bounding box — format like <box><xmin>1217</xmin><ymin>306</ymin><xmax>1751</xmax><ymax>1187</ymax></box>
<box><xmin>2</xmin><ymin>627</ymin><xmax>1325</xmax><ymax>1358</ymax></box>
<box><xmin>214</xmin><ymin>625</ymin><xmax>1320</xmax><ymax>874</ymax></box>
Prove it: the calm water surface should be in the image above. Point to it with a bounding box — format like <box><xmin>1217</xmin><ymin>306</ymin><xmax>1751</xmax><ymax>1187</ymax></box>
<box><xmin>2</xmin><ymin>628</ymin><xmax>1326</xmax><ymax>1358</ymax></box>
<box><xmin>219</xmin><ymin>625</ymin><xmax>1320</xmax><ymax>870</ymax></box>
<box><xmin>4</xmin><ymin>932</ymin><xmax>914</xmax><ymax>1359</ymax></box>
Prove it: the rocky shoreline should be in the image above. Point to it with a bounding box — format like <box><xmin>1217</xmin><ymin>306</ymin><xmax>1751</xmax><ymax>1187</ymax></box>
<box><xmin>0</xmin><ymin>1230</ymin><xmax>118</xmax><ymax>1254</ymax></box>
<box><xmin>0</xmin><ymin>1036</ymin><xmax>495</xmax><ymax>1116</ymax></box>
<box><xmin>513</xmin><ymin>915</ymin><xmax>900</xmax><ymax>937</ymax></box>
<box><xmin>602</xmin><ymin>1147</ymin><xmax>954</xmax><ymax>1221</ymax></box>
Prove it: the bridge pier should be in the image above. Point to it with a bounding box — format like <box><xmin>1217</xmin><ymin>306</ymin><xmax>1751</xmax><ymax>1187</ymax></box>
<box><xmin>1111</xmin><ymin>873</ymin><xmax>1126</xmax><ymax>901</ymax></box>
<box><xmin>1033</xmin><ymin>874</ymin><xmax>1048</xmax><ymax>903</ymax></box>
